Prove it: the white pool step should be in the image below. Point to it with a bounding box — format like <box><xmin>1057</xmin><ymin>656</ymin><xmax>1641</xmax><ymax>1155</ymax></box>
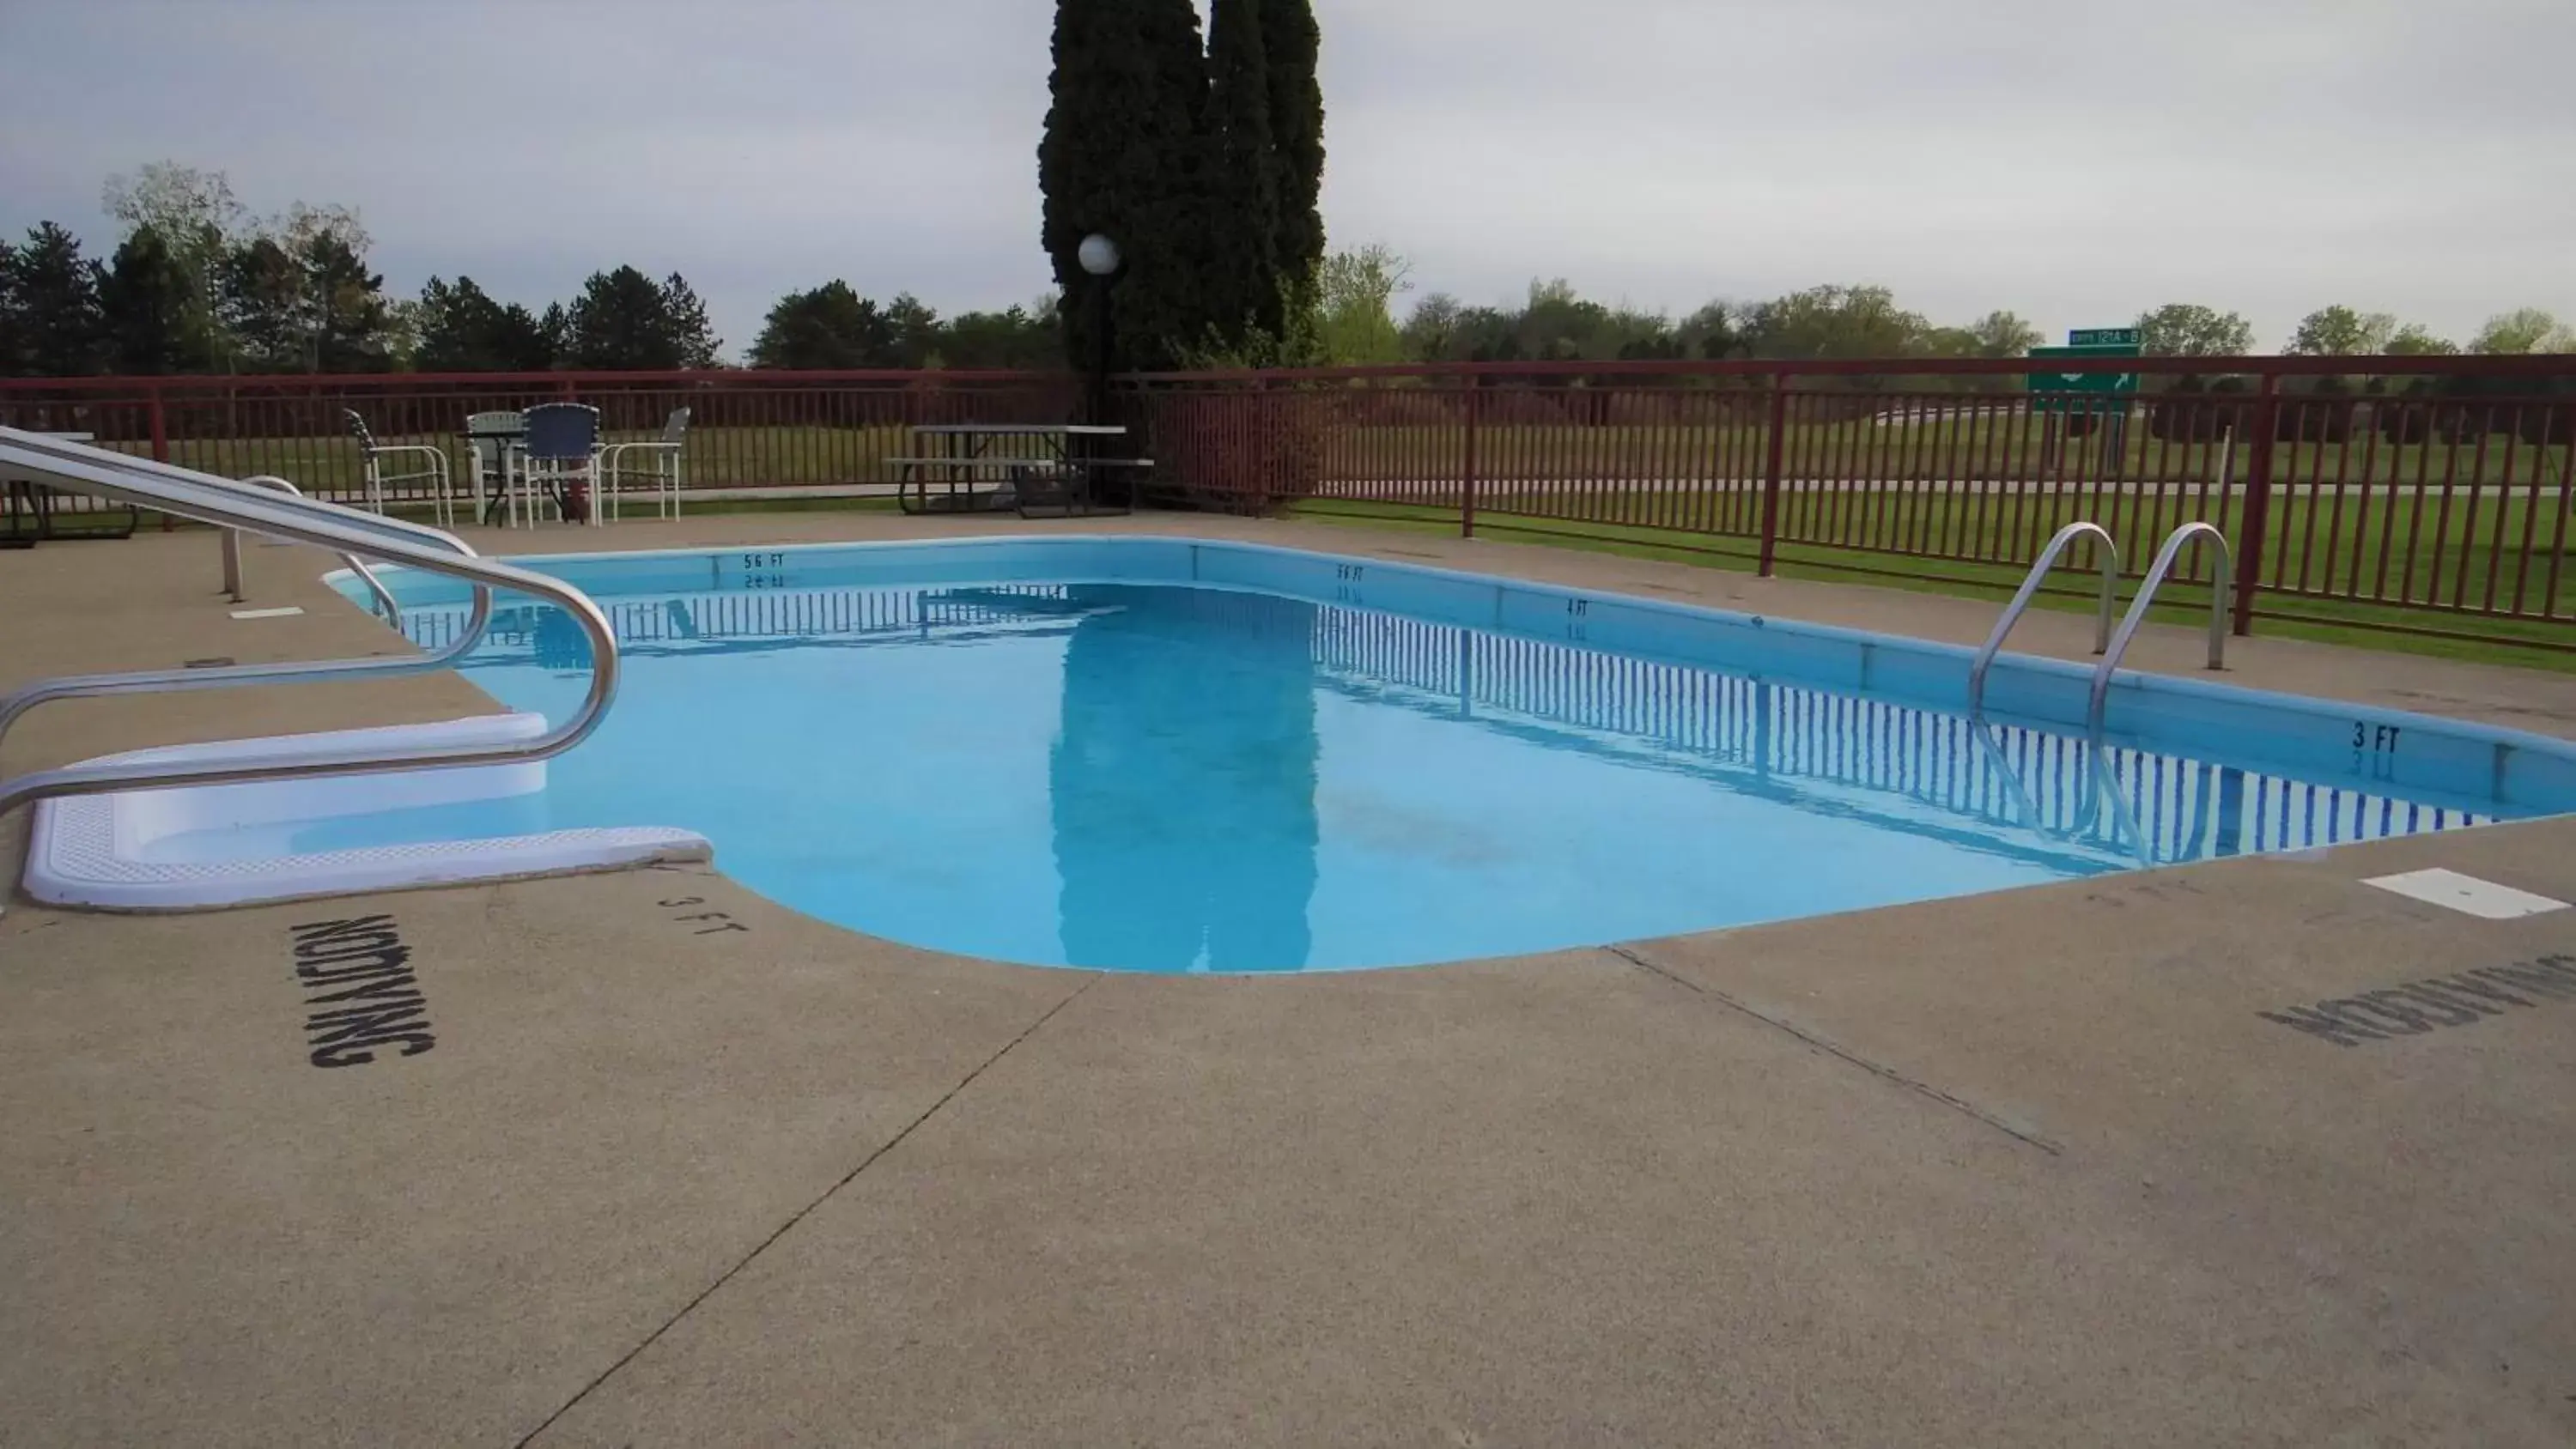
<box><xmin>24</xmin><ymin>714</ymin><xmax>708</xmax><ymax>911</ymax></box>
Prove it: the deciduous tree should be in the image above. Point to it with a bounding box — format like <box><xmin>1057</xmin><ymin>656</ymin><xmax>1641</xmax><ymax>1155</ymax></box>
<box><xmin>2136</xmin><ymin>302</ymin><xmax>2254</xmax><ymax>355</ymax></box>
<box><xmin>748</xmin><ymin>282</ymin><xmax>896</xmax><ymax>368</ymax></box>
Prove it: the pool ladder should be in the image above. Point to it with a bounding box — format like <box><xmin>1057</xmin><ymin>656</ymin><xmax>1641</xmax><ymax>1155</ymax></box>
<box><xmin>1968</xmin><ymin>521</ymin><xmax>2233</xmax><ymax>731</ymax></box>
<box><xmin>0</xmin><ymin>427</ymin><xmax>623</xmax><ymax>828</ymax></box>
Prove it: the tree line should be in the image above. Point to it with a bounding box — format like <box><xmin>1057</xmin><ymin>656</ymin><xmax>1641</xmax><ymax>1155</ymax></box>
<box><xmin>3</xmin><ymin>161</ymin><xmax>2567</xmax><ymax>380</ymax></box>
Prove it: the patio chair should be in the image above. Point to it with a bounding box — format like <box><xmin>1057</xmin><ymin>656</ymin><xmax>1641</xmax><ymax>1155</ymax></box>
<box><xmin>515</xmin><ymin>403</ymin><xmax>602</xmax><ymax>527</ymax></box>
<box><xmin>343</xmin><ymin>410</ymin><xmax>455</xmax><ymax>524</ymax></box>
<box><xmin>599</xmin><ymin>406</ymin><xmax>690</xmax><ymax>520</ymax></box>
<box><xmin>462</xmin><ymin>410</ymin><xmax>524</xmax><ymax>524</ymax></box>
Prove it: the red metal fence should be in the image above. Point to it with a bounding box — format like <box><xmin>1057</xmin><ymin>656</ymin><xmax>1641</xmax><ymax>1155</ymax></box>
<box><xmin>0</xmin><ymin>369</ymin><xmax>1075</xmax><ymax>502</ymax></box>
<box><xmin>1131</xmin><ymin>355</ymin><xmax>2576</xmax><ymax>651</ymax></box>
<box><xmin>5</xmin><ymin>355</ymin><xmax>2572</xmax><ymax>650</ymax></box>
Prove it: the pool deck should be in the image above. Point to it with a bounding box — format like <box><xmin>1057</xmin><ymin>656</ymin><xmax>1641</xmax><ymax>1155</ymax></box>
<box><xmin>6</xmin><ymin>513</ymin><xmax>2576</xmax><ymax>1446</ymax></box>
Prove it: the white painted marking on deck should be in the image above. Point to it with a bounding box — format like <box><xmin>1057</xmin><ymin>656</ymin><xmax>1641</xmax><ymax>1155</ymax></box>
<box><xmin>228</xmin><ymin>606</ymin><xmax>305</xmax><ymax>620</ymax></box>
<box><xmin>2365</xmin><ymin>868</ymin><xmax>2569</xmax><ymax>920</ymax></box>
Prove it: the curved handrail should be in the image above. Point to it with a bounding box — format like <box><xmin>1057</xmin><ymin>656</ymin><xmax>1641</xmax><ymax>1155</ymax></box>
<box><xmin>2089</xmin><ymin>523</ymin><xmax>2232</xmax><ymax>720</ymax></box>
<box><xmin>240</xmin><ymin>474</ymin><xmax>403</xmax><ymax>621</ymax></box>
<box><xmin>1965</xmin><ymin>521</ymin><xmax>2119</xmax><ymax>717</ymax></box>
<box><xmin>0</xmin><ymin>443</ymin><xmax>497</xmax><ymax>751</ymax></box>
<box><xmin>0</xmin><ymin>429</ymin><xmax>614</xmax><ymax>820</ymax></box>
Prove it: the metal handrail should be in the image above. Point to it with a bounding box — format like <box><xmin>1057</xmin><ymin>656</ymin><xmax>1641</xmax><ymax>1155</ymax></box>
<box><xmin>0</xmin><ymin>437</ymin><xmax>498</xmax><ymax>753</ymax></box>
<box><xmin>239</xmin><ymin>474</ymin><xmax>403</xmax><ymax>621</ymax></box>
<box><xmin>0</xmin><ymin>428</ymin><xmax>615</xmax><ymax>820</ymax></box>
<box><xmin>2090</xmin><ymin>523</ymin><xmax>2232</xmax><ymax>719</ymax></box>
<box><xmin>1965</xmin><ymin>521</ymin><xmax>2119</xmax><ymax>718</ymax></box>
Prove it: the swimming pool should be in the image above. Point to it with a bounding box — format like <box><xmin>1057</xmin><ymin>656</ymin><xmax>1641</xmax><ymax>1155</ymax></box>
<box><xmin>329</xmin><ymin>537</ymin><xmax>2576</xmax><ymax>973</ymax></box>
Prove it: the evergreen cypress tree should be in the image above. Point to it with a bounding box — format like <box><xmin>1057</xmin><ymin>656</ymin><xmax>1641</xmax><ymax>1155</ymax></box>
<box><xmin>1259</xmin><ymin>0</ymin><xmax>1325</xmax><ymax>307</ymax></box>
<box><xmin>1039</xmin><ymin>0</ymin><xmax>1215</xmax><ymax>371</ymax></box>
<box><xmin>1203</xmin><ymin>0</ymin><xmax>1277</xmax><ymax>349</ymax></box>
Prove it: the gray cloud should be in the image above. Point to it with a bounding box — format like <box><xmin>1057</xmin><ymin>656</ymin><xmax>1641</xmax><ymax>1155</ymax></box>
<box><xmin>3</xmin><ymin>0</ymin><xmax>2569</xmax><ymax>356</ymax></box>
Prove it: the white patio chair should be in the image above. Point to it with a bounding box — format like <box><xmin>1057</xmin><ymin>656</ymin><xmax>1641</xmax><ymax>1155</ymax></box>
<box><xmin>599</xmin><ymin>406</ymin><xmax>690</xmax><ymax>520</ymax></box>
<box><xmin>517</xmin><ymin>403</ymin><xmax>602</xmax><ymax>527</ymax></box>
<box><xmin>343</xmin><ymin>409</ymin><xmax>455</xmax><ymax>524</ymax></box>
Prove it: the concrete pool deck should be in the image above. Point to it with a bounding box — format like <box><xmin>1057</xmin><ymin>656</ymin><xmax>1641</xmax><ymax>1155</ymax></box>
<box><xmin>4</xmin><ymin>513</ymin><xmax>2576</xmax><ymax>1446</ymax></box>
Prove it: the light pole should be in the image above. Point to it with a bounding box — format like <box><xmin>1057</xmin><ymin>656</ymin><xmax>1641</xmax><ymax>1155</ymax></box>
<box><xmin>1077</xmin><ymin>232</ymin><xmax>1122</xmax><ymax>431</ymax></box>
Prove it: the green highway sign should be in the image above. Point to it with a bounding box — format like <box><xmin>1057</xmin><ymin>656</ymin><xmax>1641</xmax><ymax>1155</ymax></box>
<box><xmin>2026</xmin><ymin>343</ymin><xmax>2140</xmax><ymax>408</ymax></box>
<box><xmin>2067</xmin><ymin>326</ymin><xmax>2142</xmax><ymax>347</ymax></box>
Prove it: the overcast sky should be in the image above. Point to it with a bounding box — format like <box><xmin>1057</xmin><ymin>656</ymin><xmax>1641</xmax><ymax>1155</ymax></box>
<box><xmin>3</xmin><ymin>0</ymin><xmax>2569</xmax><ymax>357</ymax></box>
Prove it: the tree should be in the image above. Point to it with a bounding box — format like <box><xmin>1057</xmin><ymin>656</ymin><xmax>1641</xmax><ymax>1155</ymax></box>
<box><xmin>1967</xmin><ymin>310</ymin><xmax>2043</xmax><ymax>357</ymax></box>
<box><xmin>1398</xmin><ymin>292</ymin><xmax>1467</xmax><ymax>361</ymax></box>
<box><xmin>101</xmin><ymin>161</ymin><xmax>243</xmax><ymax>368</ymax></box>
<box><xmin>563</xmin><ymin>266</ymin><xmax>678</xmax><ymax>368</ymax></box>
<box><xmin>0</xmin><ymin>222</ymin><xmax>106</xmax><ymax>375</ymax></box>
<box><xmin>1742</xmin><ymin>285</ymin><xmax>1929</xmax><ymax>359</ymax></box>
<box><xmin>1311</xmin><ymin>245</ymin><xmax>1409</xmax><ymax>364</ymax></box>
<box><xmin>302</xmin><ymin>229</ymin><xmax>393</xmax><ymax>372</ymax></box>
<box><xmin>1260</xmin><ymin>0</ymin><xmax>1325</xmax><ymax>305</ymax></box>
<box><xmin>560</xmin><ymin>267</ymin><xmax>719</xmax><ymax>369</ymax></box>
<box><xmin>660</xmin><ymin>272</ymin><xmax>723</xmax><ymax>367</ymax></box>
<box><xmin>220</xmin><ymin>235</ymin><xmax>305</xmax><ymax>371</ymax></box>
<box><xmin>2287</xmin><ymin>305</ymin><xmax>2397</xmax><ymax>355</ymax></box>
<box><xmin>748</xmin><ymin>282</ymin><xmax>896</xmax><ymax>368</ymax></box>
<box><xmin>97</xmin><ymin>225</ymin><xmax>211</xmax><ymax>373</ymax></box>
<box><xmin>2136</xmin><ymin>303</ymin><xmax>2253</xmax><ymax>355</ymax></box>
<box><xmin>1203</xmin><ymin>0</ymin><xmax>1279</xmax><ymax>349</ymax></box>
<box><xmin>2470</xmin><ymin>307</ymin><xmax>2576</xmax><ymax>355</ymax></box>
<box><xmin>1679</xmin><ymin>300</ymin><xmax>1748</xmax><ymax>360</ymax></box>
<box><xmin>414</xmin><ymin>275</ymin><xmax>556</xmax><ymax>373</ymax></box>
<box><xmin>884</xmin><ymin>293</ymin><xmax>943</xmax><ymax>368</ymax></box>
<box><xmin>2383</xmin><ymin>323</ymin><xmax>2459</xmax><ymax>356</ymax></box>
<box><xmin>0</xmin><ymin>233</ymin><xmax>17</xmax><ymax>374</ymax></box>
<box><xmin>939</xmin><ymin>301</ymin><xmax>1061</xmax><ymax>368</ymax></box>
<box><xmin>1038</xmin><ymin>0</ymin><xmax>1218</xmax><ymax>372</ymax></box>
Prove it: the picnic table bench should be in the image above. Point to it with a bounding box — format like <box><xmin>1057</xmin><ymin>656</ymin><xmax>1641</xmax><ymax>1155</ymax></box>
<box><xmin>889</xmin><ymin>423</ymin><xmax>1151</xmax><ymax>518</ymax></box>
<box><xmin>3</xmin><ymin>433</ymin><xmax>139</xmax><ymax>548</ymax></box>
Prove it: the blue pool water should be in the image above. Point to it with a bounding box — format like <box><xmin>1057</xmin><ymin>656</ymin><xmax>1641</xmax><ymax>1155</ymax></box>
<box><xmin>323</xmin><ymin>539</ymin><xmax>2576</xmax><ymax>973</ymax></box>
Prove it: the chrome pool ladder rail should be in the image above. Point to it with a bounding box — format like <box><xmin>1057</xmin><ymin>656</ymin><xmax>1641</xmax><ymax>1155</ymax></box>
<box><xmin>2089</xmin><ymin>523</ymin><xmax>2232</xmax><ymax>720</ymax></box>
<box><xmin>0</xmin><ymin>437</ymin><xmax>499</xmax><ymax>752</ymax></box>
<box><xmin>1965</xmin><ymin>520</ymin><xmax>2119</xmax><ymax>719</ymax></box>
<box><xmin>0</xmin><ymin>427</ymin><xmax>616</xmax><ymax>822</ymax></box>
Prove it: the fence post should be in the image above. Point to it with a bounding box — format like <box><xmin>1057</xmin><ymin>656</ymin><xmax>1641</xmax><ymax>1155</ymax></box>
<box><xmin>1461</xmin><ymin>384</ymin><xmax>1480</xmax><ymax>538</ymax></box>
<box><xmin>2229</xmin><ymin>372</ymin><xmax>2281</xmax><ymax>636</ymax></box>
<box><xmin>148</xmin><ymin>384</ymin><xmax>174</xmax><ymax>530</ymax></box>
<box><xmin>1758</xmin><ymin>375</ymin><xmax>1791</xmax><ymax>577</ymax></box>
<box><xmin>146</xmin><ymin>385</ymin><xmax>170</xmax><ymax>463</ymax></box>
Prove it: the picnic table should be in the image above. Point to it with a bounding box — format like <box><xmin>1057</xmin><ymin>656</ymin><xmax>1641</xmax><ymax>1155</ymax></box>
<box><xmin>3</xmin><ymin>432</ymin><xmax>138</xmax><ymax>548</ymax></box>
<box><xmin>888</xmin><ymin>424</ymin><xmax>1150</xmax><ymax>518</ymax></box>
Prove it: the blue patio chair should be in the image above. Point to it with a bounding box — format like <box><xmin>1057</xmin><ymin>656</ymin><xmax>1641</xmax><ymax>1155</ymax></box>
<box><xmin>343</xmin><ymin>409</ymin><xmax>456</xmax><ymax>524</ymax></box>
<box><xmin>599</xmin><ymin>406</ymin><xmax>690</xmax><ymax>520</ymax></box>
<box><xmin>515</xmin><ymin>403</ymin><xmax>602</xmax><ymax>527</ymax></box>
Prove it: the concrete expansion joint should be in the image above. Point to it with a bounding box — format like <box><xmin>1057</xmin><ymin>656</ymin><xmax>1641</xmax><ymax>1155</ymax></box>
<box><xmin>1602</xmin><ymin>943</ymin><xmax>2063</xmax><ymax>1156</ymax></box>
<box><xmin>508</xmin><ymin>970</ymin><xmax>1105</xmax><ymax>1448</ymax></box>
